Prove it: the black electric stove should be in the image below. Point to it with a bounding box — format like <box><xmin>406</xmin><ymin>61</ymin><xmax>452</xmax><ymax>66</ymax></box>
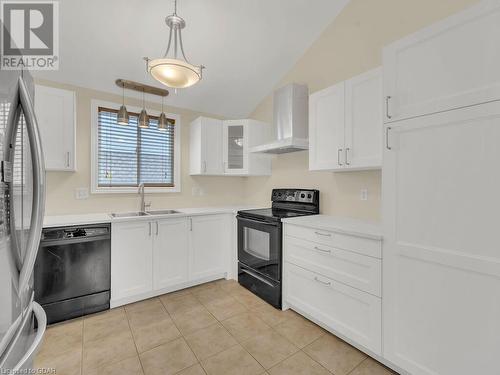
<box><xmin>236</xmin><ymin>189</ymin><xmax>319</xmax><ymax>308</ymax></box>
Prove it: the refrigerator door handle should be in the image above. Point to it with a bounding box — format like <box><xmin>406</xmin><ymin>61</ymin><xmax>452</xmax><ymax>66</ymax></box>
<box><xmin>17</xmin><ymin>77</ymin><xmax>46</xmax><ymax>294</ymax></box>
<box><xmin>11</xmin><ymin>302</ymin><xmax>47</xmax><ymax>372</ymax></box>
<box><xmin>3</xmin><ymin>103</ymin><xmax>23</xmax><ymax>273</ymax></box>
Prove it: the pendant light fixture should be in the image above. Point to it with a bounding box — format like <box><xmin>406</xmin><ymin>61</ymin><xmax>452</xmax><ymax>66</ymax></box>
<box><xmin>145</xmin><ymin>0</ymin><xmax>204</xmax><ymax>89</ymax></box>
<box><xmin>117</xmin><ymin>83</ymin><xmax>129</xmax><ymax>125</ymax></box>
<box><xmin>138</xmin><ymin>89</ymin><xmax>149</xmax><ymax>128</ymax></box>
<box><xmin>158</xmin><ymin>96</ymin><xmax>169</xmax><ymax>131</ymax></box>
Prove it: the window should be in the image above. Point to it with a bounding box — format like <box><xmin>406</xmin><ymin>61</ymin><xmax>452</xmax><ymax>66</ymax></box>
<box><xmin>91</xmin><ymin>101</ymin><xmax>180</xmax><ymax>193</ymax></box>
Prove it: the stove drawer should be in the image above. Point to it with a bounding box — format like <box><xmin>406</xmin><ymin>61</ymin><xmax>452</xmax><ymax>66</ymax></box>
<box><xmin>284</xmin><ymin>224</ymin><xmax>381</xmax><ymax>259</ymax></box>
<box><xmin>284</xmin><ymin>236</ymin><xmax>381</xmax><ymax>296</ymax></box>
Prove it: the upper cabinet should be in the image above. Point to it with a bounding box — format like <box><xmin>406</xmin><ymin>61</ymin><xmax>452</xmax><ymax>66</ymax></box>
<box><xmin>309</xmin><ymin>82</ymin><xmax>345</xmax><ymax>170</ymax></box>
<box><xmin>344</xmin><ymin>68</ymin><xmax>383</xmax><ymax>169</ymax></box>
<box><xmin>309</xmin><ymin>67</ymin><xmax>382</xmax><ymax>172</ymax></box>
<box><xmin>189</xmin><ymin>117</ymin><xmax>272</xmax><ymax>176</ymax></box>
<box><xmin>189</xmin><ymin>116</ymin><xmax>223</xmax><ymax>175</ymax></box>
<box><xmin>223</xmin><ymin>119</ymin><xmax>272</xmax><ymax>176</ymax></box>
<box><xmin>383</xmin><ymin>1</ymin><xmax>500</xmax><ymax>123</ymax></box>
<box><xmin>34</xmin><ymin>85</ymin><xmax>76</xmax><ymax>171</ymax></box>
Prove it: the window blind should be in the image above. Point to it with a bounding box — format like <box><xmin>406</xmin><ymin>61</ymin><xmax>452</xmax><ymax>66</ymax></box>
<box><xmin>97</xmin><ymin>107</ymin><xmax>175</xmax><ymax>188</ymax></box>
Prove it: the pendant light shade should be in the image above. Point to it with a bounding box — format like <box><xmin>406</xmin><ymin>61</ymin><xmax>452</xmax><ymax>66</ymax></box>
<box><xmin>138</xmin><ymin>109</ymin><xmax>149</xmax><ymax>128</ymax></box>
<box><xmin>158</xmin><ymin>96</ymin><xmax>169</xmax><ymax>131</ymax></box>
<box><xmin>158</xmin><ymin>112</ymin><xmax>169</xmax><ymax>131</ymax></box>
<box><xmin>145</xmin><ymin>0</ymin><xmax>204</xmax><ymax>89</ymax></box>
<box><xmin>117</xmin><ymin>105</ymin><xmax>129</xmax><ymax>125</ymax></box>
<box><xmin>148</xmin><ymin>58</ymin><xmax>202</xmax><ymax>89</ymax></box>
<box><xmin>117</xmin><ymin>84</ymin><xmax>129</xmax><ymax>125</ymax></box>
<box><xmin>138</xmin><ymin>89</ymin><xmax>149</xmax><ymax>128</ymax></box>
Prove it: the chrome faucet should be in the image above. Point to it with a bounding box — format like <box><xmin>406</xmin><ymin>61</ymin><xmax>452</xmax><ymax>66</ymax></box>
<box><xmin>138</xmin><ymin>183</ymin><xmax>151</xmax><ymax>212</ymax></box>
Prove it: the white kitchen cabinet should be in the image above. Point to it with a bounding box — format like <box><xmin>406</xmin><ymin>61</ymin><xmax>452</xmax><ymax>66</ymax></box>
<box><xmin>34</xmin><ymin>85</ymin><xmax>76</xmax><ymax>171</ymax></box>
<box><xmin>111</xmin><ymin>213</ymin><xmax>232</xmax><ymax>307</ymax></box>
<box><xmin>222</xmin><ymin>119</ymin><xmax>272</xmax><ymax>175</ymax></box>
<box><xmin>283</xmin><ymin>218</ymin><xmax>383</xmax><ymax>356</ymax></box>
<box><xmin>111</xmin><ymin>220</ymin><xmax>153</xmax><ymax>301</ymax></box>
<box><xmin>153</xmin><ymin>217</ymin><xmax>190</xmax><ymax>290</ymax></box>
<box><xmin>309</xmin><ymin>68</ymin><xmax>382</xmax><ymax>171</ymax></box>
<box><xmin>190</xmin><ymin>214</ymin><xmax>229</xmax><ymax>280</ymax></box>
<box><xmin>382</xmin><ymin>102</ymin><xmax>500</xmax><ymax>375</ymax></box>
<box><xmin>309</xmin><ymin>82</ymin><xmax>345</xmax><ymax>170</ymax></box>
<box><xmin>285</xmin><ymin>262</ymin><xmax>382</xmax><ymax>355</ymax></box>
<box><xmin>383</xmin><ymin>1</ymin><xmax>500</xmax><ymax>123</ymax></box>
<box><xmin>189</xmin><ymin>116</ymin><xmax>223</xmax><ymax>175</ymax></box>
<box><xmin>344</xmin><ymin>68</ymin><xmax>383</xmax><ymax>169</ymax></box>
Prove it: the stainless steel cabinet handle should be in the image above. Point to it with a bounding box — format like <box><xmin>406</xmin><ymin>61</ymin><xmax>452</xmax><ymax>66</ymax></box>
<box><xmin>314</xmin><ymin>246</ymin><xmax>331</xmax><ymax>254</ymax></box>
<box><xmin>203</xmin><ymin>160</ymin><xmax>207</xmax><ymax>173</ymax></box>
<box><xmin>155</xmin><ymin>221</ymin><xmax>159</xmax><ymax>236</ymax></box>
<box><xmin>314</xmin><ymin>276</ymin><xmax>331</xmax><ymax>286</ymax></box>
<box><xmin>337</xmin><ymin>148</ymin><xmax>343</xmax><ymax>166</ymax></box>
<box><xmin>345</xmin><ymin>148</ymin><xmax>350</xmax><ymax>166</ymax></box>
<box><xmin>189</xmin><ymin>217</ymin><xmax>193</xmax><ymax>231</ymax></box>
<box><xmin>386</xmin><ymin>126</ymin><xmax>392</xmax><ymax>150</ymax></box>
<box><xmin>16</xmin><ymin>77</ymin><xmax>46</xmax><ymax>294</ymax></box>
<box><xmin>385</xmin><ymin>96</ymin><xmax>392</xmax><ymax>119</ymax></box>
<box><xmin>148</xmin><ymin>222</ymin><xmax>152</xmax><ymax>236</ymax></box>
<box><xmin>314</xmin><ymin>231</ymin><xmax>332</xmax><ymax>237</ymax></box>
<box><xmin>66</xmin><ymin>151</ymin><xmax>70</xmax><ymax>168</ymax></box>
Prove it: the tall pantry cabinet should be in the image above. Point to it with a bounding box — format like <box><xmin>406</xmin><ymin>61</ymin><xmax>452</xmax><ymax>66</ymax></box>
<box><xmin>382</xmin><ymin>2</ymin><xmax>500</xmax><ymax>375</ymax></box>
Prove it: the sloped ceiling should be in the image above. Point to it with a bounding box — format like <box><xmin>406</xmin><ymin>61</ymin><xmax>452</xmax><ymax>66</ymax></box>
<box><xmin>34</xmin><ymin>0</ymin><xmax>349</xmax><ymax>118</ymax></box>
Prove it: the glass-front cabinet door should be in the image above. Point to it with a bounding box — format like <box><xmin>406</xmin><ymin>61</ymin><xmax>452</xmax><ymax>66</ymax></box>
<box><xmin>223</xmin><ymin>120</ymin><xmax>246</xmax><ymax>174</ymax></box>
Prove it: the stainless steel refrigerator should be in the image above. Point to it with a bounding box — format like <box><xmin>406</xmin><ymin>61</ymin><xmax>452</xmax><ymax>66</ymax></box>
<box><xmin>0</xmin><ymin>66</ymin><xmax>47</xmax><ymax>371</ymax></box>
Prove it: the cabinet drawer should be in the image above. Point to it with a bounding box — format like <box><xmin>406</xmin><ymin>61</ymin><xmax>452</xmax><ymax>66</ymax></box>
<box><xmin>285</xmin><ymin>224</ymin><xmax>381</xmax><ymax>258</ymax></box>
<box><xmin>285</xmin><ymin>236</ymin><xmax>381</xmax><ymax>296</ymax></box>
<box><xmin>285</xmin><ymin>262</ymin><xmax>381</xmax><ymax>354</ymax></box>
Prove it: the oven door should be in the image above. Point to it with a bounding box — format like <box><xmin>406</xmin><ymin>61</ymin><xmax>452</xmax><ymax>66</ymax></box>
<box><xmin>237</xmin><ymin>215</ymin><xmax>281</xmax><ymax>282</ymax></box>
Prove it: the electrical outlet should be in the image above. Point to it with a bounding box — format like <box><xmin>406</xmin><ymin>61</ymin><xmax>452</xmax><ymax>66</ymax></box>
<box><xmin>191</xmin><ymin>186</ymin><xmax>200</xmax><ymax>196</ymax></box>
<box><xmin>75</xmin><ymin>187</ymin><xmax>89</xmax><ymax>200</ymax></box>
<box><xmin>360</xmin><ymin>189</ymin><xmax>368</xmax><ymax>201</ymax></box>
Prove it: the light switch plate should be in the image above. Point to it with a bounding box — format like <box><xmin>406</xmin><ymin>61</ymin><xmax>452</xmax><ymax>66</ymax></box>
<box><xmin>75</xmin><ymin>187</ymin><xmax>89</xmax><ymax>200</ymax></box>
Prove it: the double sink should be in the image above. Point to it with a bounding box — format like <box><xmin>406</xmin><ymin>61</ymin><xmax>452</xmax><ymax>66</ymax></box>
<box><xmin>111</xmin><ymin>209</ymin><xmax>180</xmax><ymax>218</ymax></box>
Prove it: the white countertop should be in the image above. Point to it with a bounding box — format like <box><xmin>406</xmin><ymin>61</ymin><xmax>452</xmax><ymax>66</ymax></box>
<box><xmin>43</xmin><ymin>206</ymin><xmax>258</xmax><ymax>228</ymax></box>
<box><xmin>282</xmin><ymin>214</ymin><xmax>382</xmax><ymax>240</ymax></box>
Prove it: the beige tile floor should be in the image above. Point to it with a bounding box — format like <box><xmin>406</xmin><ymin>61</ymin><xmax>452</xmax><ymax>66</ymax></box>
<box><xmin>35</xmin><ymin>279</ymin><xmax>398</xmax><ymax>375</ymax></box>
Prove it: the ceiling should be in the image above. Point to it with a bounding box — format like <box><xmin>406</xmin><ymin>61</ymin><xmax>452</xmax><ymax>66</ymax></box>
<box><xmin>34</xmin><ymin>0</ymin><xmax>349</xmax><ymax>118</ymax></box>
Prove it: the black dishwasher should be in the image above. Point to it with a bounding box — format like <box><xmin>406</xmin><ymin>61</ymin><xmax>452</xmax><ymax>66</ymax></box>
<box><xmin>34</xmin><ymin>224</ymin><xmax>111</xmax><ymax>324</ymax></box>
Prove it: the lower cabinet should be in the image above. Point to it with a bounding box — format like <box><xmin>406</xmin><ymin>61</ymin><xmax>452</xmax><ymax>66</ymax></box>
<box><xmin>285</xmin><ymin>263</ymin><xmax>381</xmax><ymax>354</ymax></box>
<box><xmin>111</xmin><ymin>214</ymin><xmax>231</xmax><ymax>306</ymax></box>
<box><xmin>111</xmin><ymin>220</ymin><xmax>153</xmax><ymax>301</ymax></box>
<box><xmin>153</xmin><ymin>218</ymin><xmax>190</xmax><ymax>290</ymax></box>
<box><xmin>283</xmin><ymin>220</ymin><xmax>383</xmax><ymax>356</ymax></box>
<box><xmin>190</xmin><ymin>215</ymin><xmax>229</xmax><ymax>280</ymax></box>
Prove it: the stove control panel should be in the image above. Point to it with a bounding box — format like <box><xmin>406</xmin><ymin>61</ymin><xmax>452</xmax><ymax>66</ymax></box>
<box><xmin>271</xmin><ymin>189</ymin><xmax>318</xmax><ymax>204</ymax></box>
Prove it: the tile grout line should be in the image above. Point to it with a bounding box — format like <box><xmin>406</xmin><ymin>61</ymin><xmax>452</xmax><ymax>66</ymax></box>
<box><xmin>300</xmin><ymin>348</ymin><xmax>335</xmax><ymax>375</ymax></box>
<box><xmin>159</xmin><ymin>295</ymin><xmax>206</xmax><ymax>374</ymax></box>
<box><xmin>123</xmin><ymin>305</ymin><xmax>147</xmax><ymax>375</ymax></box>
<box><xmin>346</xmin><ymin>357</ymin><xmax>368</xmax><ymax>375</ymax></box>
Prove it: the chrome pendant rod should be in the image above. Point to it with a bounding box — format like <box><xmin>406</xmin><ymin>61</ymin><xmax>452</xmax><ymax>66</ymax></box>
<box><xmin>162</xmin><ymin>26</ymin><xmax>173</xmax><ymax>58</ymax></box>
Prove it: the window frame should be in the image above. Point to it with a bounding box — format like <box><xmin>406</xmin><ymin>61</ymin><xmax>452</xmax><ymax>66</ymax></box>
<box><xmin>91</xmin><ymin>99</ymin><xmax>181</xmax><ymax>194</ymax></box>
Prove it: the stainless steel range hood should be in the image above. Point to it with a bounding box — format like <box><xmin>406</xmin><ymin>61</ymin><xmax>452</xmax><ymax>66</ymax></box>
<box><xmin>250</xmin><ymin>83</ymin><xmax>308</xmax><ymax>154</ymax></box>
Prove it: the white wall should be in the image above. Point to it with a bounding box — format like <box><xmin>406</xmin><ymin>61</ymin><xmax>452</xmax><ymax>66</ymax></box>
<box><xmin>36</xmin><ymin>79</ymin><xmax>248</xmax><ymax>215</ymax></box>
<box><xmin>244</xmin><ymin>0</ymin><xmax>479</xmax><ymax>221</ymax></box>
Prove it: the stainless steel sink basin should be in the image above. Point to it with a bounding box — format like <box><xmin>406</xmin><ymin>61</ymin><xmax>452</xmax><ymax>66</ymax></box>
<box><xmin>111</xmin><ymin>211</ymin><xmax>150</xmax><ymax>218</ymax></box>
<box><xmin>146</xmin><ymin>210</ymin><xmax>181</xmax><ymax>215</ymax></box>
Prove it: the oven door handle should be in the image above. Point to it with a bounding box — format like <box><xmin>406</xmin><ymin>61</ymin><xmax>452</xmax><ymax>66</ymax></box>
<box><xmin>240</xmin><ymin>267</ymin><xmax>275</xmax><ymax>287</ymax></box>
<box><xmin>237</xmin><ymin>216</ymin><xmax>279</xmax><ymax>227</ymax></box>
